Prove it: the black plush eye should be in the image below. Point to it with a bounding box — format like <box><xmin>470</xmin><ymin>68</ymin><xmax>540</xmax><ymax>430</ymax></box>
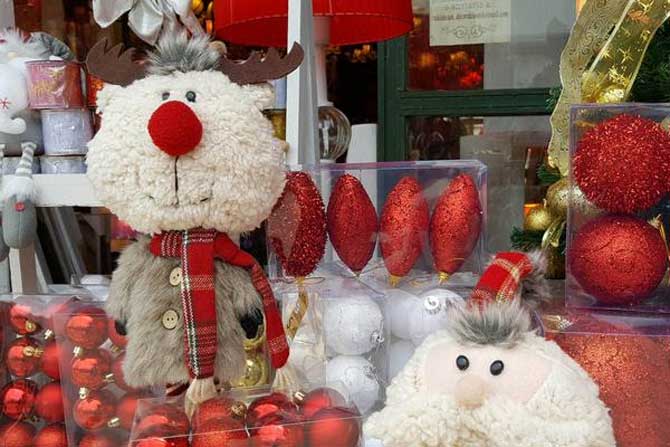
<box><xmin>490</xmin><ymin>360</ymin><xmax>504</xmax><ymax>376</ymax></box>
<box><xmin>162</xmin><ymin>92</ymin><xmax>170</xmax><ymax>100</ymax></box>
<box><xmin>456</xmin><ymin>355</ymin><xmax>469</xmax><ymax>371</ymax></box>
<box><xmin>186</xmin><ymin>91</ymin><xmax>197</xmax><ymax>102</ymax></box>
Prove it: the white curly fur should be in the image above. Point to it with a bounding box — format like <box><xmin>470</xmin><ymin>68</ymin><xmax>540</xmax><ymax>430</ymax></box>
<box><xmin>0</xmin><ymin>29</ymin><xmax>49</xmax><ymax>63</ymax></box>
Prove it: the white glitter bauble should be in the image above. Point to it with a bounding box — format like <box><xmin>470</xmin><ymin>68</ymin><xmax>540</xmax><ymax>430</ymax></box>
<box><xmin>326</xmin><ymin>355</ymin><xmax>380</xmax><ymax>414</ymax></box>
<box><xmin>384</xmin><ymin>289</ymin><xmax>418</xmax><ymax>340</ymax></box>
<box><xmin>324</xmin><ymin>296</ymin><xmax>384</xmax><ymax>355</ymax></box>
<box><xmin>408</xmin><ymin>288</ymin><xmax>463</xmax><ymax>346</ymax></box>
<box><xmin>389</xmin><ymin>339</ymin><xmax>415</xmax><ymax>380</ymax></box>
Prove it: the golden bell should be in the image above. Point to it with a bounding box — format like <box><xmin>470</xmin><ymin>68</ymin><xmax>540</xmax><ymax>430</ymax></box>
<box><xmin>523</xmin><ymin>205</ymin><xmax>554</xmax><ymax>232</ymax></box>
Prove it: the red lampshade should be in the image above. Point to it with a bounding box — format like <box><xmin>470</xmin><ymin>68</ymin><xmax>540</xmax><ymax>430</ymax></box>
<box><xmin>215</xmin><ymin>0</ymin><xmax>413</xmax><ymax>47</ymax></box>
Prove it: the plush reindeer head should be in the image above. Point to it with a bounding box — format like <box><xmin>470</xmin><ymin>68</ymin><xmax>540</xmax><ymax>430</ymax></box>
<box><xmin>86</xmin><ymin>34</ymin><xmax>303</xmax><ymax>235</ymax></box>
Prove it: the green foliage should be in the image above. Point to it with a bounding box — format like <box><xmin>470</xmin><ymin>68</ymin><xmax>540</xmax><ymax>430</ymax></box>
<box><xmin>546</xmin><ymin>86</ymin><xmax>562</xmax><ymax>112</ymax></box>
<box><xmin>510</xmin><ymin>227</ymin><xmax>543</xmax><ymax>251</ymax></box>
<box><xmin>631</xmin><ymin>21</ymin><xmax>670</xmax><ymax>103</ymax></box>
<box><xmin>537</xmin><ymin>165</ymin><xmax>562</xmax><ymax>186</ymax></box>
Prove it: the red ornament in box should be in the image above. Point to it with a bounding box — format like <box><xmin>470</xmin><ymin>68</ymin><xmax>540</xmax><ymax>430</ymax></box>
<box><xmin>430</xmin><ymin>174</ymin><xmax>482</xmax><ymax>281</ymax></box>
<box><xmin>380</xmin><ymin>176</ymin><xmax>430</xmax><ymax>283</ymax></box>
<box><xmin>246</xmin><ymin>392</ymin><xmax>297</xmax><ymax>428</ymax></box>
<box><xmin>573</xmin><ymin>114</ymin><xmax>670</xmax><ymax>214</ymax></box>
<box><xmin>72</xmin><ymin>349</ymin><xmax>113</xmax><ymax>391</ymax></box>
<box><xmin>249</xmin><ymin>413</ymin><xmax>304</xmax><ymax>447</ymax></box>
<box><xmin>297</xmin><ymin>387</ymin><xmax>347</xmax><ymax>420</ymax></box>
<box><xmin>1</xmin><ymin>379</ymin><xmax>37</xmax><ymax>420</ymax></box>
<box><xmin>6</xmin><ymin>336</ymin><xmax>42</xmax><ymax>378</ymax></box>
<box><xmin>9</xmin><ymin>303</ymin><xmax>40</xmax><ymax>335</ymax></box>
<box><xmin>192</xmin><ymin>417</ymin><xmax>249</xmax><ymax>447</ymax></box>
<box><xmin>134</xmin><ymin>437</ymin><xmax>190</xmax><ymax>447</ymax></box>
<box><xmin>327</xmin><ymin>174</ymin><xmax>378</xmax><ymax>274</ymax></box>
<box><xmin>117</xmin><ymin>392</ymin><xmax>145</xmax><ymax>430</ymax></box>
<box><xmin>35</xmin><ymin>381</ymin><xmax>66</xmax><ymax>423</ymax></box>
<box><xmin>41</xmin><ymin>341</ymin><xmax>68</xmax><ymax>381</ymax></box>
<box><xmin>267</xmin><ymin>171</ymin><xmax>327</xmax><ymax>278</ymax></box>
<box><xmin>42</xmin><ymin>299</ymin><xmax>79</xmax><ymax>340</ymax></box>
<box><xmin>193</xmin><ymin>396</ymin><xmax>246</xmax><ymax>431</ymax></box>
<box><xmin>73</xmin><ymin>390</ymin><xmax>117</xmax><ymax>431</ymax></box>
<box><xmin>34</xmin><ymin>423</ymin><xmax>68</xmax><ymax>447</ymax></box>
<box><xmin>135</xmin><ymin>403</ymin><xmax>190</xmax><ymax>438</ymax></box>
<box><xmin>305</xmin><ymin>406</ymin><xmax>361</xmax><ymax>447</ymax></box>
<box><xmin>78</xmin><ymin>432</ymin><xmax>118</xmax><ymax>447</ymax></box>
<box><xmin>111</xmin><ymin>353</ymin><xmax>137</xmax><ymax>392</ymax></box>
<box><xmin>65</xmin><ymin>306</ymin><xmax>109</xmax><ymax>349</ymax></box>
<box><xmin>107</xmin><ymin>318</ymin><xmax>128</xmax><ymax>350</ymax></box>
<box><xmin>0</xmin><ymin>421</ymin><xmax>36</xmax><ymax>447</ymax></box>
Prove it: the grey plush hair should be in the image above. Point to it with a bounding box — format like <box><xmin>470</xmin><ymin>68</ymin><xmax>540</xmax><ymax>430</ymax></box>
<box><xmin>147</xmin><ymin>32</ymin><xmax>220</xmax><ymax>76</ymax></box>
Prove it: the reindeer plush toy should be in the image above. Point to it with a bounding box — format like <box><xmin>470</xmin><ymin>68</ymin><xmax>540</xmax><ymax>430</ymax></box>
<box><xmin>85</xmin><ymin>34</ymin><xmax>303</xmax><ymax>414</ymax></box>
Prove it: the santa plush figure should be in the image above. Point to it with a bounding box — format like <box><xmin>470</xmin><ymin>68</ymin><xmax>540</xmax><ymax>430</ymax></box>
<box><xmin>365</xmin><ymin>252</ymin><xmax>615</xmax><ymax>447</ymax></box>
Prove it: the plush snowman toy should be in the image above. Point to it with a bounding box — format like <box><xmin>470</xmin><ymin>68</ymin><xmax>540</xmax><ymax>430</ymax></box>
<box><xmin>365</xmin><ymin>252</ymin><xmax>615</xmax><ymax>447</ymax></box>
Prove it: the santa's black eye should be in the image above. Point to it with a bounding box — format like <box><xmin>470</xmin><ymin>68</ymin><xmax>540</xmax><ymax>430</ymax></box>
<box><xmin>186</xmin><ymin>91</ymin><xmax>197</xmax><ymax>102</ymax></box>
<box><xmin>490</xmin><ymin>360</ymin><xmax>504</xmax><ymax>376</ymax></box>
<box><xmin>456</xmin><ymin>355</ymin><xmax>469</xmax><ymax>371</ymax></box>
<box><xmin>162</xmin><ymin>92</ymin><xmax>170</xmax><ymax>100</ymax></box>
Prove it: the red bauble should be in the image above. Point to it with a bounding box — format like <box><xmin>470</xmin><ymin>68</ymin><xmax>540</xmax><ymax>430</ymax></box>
<box><xmin>246</xmin><ymin>392</ymin><xmax>296</xmax><ymax>428</ymax></box>
<box><xmin>73</xmin><ymin>390</ymin><xmax>116</xmax><ymax>431</ymax></box>
<box><xmin>297</xmin><ymin>387</ymin><xmax>347</xmax><ymax>420</ymax></box>
<box><xmin>0</xmin><ymin>421</ymin><xmax>36</xmax><ymax>447</ymax></box>
<box><xmin>41</xmin><ymin>341</ymin><xmax>68</xmax><ymax>381</ymax></box>
<box><xmin>1</xmin><ymin>379</ymin><xmax>37</xmax><ymax>420</ymax></box>
<box><xmin>42</xmin><ymin>298</ymin><xmax>80</xmax><ymax>339</ymax></box>
<box><xmin>192</xmin><ymin>418</ymin><xmax>249</xmax><ymax>447</ymax></box>
<box><xmin>9</xmin><ymin>303</ymin><xmax>40</xmax><ymax>335</ymax></box>
<box><xmin>249</xmin><ymin>414</ymin><xmax>304</xmax><ymax>447</ymax></box>
<box><xmin>380</xmin><ymin>176</ymin><xmax>430</xmax><ymax>280</ymax></box>
<box><xmin>35</xmin><ymin>382</ymin><xmax>66</xmax><ymax>423</ymax></box>
<box><xmin>78</xmin><ymin>432</ymin><xmax>118</xmax><ymax>447</ymax></box>
<box><xmin>117</xmin><ymin>392</ymin><xmax>144</xmax><ymax>430</ymax></box>
<box><xmin>193</xmin><ymin>396</ymin><xmax>246</xmax><ymax>432</ymax></box>
<box><xmin>34</xmin><ymin>423</ymin><xmax>68</xmax><ymax>447</ymax></box>
<box><xmin>71</xmin><ymin>349</ymin><xmax>112</xmax><ymax>390</ymax></box>
<box><xmin>6</xmin><ymin>336</ymin><xmax>42</xmax><ymax>378</ymax></box>
<box><xmin>65</xmin><ymin>306</ymin><xmax>109</xmax><ymax>349</ymax></box>
<box><xmin>267</xmin><ymin>171</ymin><xmax>327</xmax><ymax>278</ymax></box>
<box><xmin>327</xmin><ymin>174</ymin><xmax>378</xmax><ymax>274</ymax></box>
<box><xmin>430</xmin><ymin>174</ymin><xmax>482</xmax><ymax>278</ymax></box>
<box><xmin>305</xmin><ymin>407</ymin><xmax>361</xmax><ymax>447</ymax></box>
<box><xmin>134</xmin><ymin>437</ymin><xmax>190</xmax><ymax>447</ymax></box>
<box><xmin>573</xmin><ymin>114</ymin><xmax>670</xmax><ymax>213</ymax></box>
<box><xmin>111</xmin><ymin>353</ymin><xmax>137</xmax><ymax>392</ymax></box>
<box><xmin>569</xmin><ymin>215</ymin><xmax>667</xmax><ymax>305</ymax></box>
<box><xmin>107</xmin><ymin>318</ymin><xmax>128</xmax><ymax>349</ymax></box>
<box><xmin>135</xmin><ymin>403</ymin><xmax>190</xmax><ymax>438</ymax></box>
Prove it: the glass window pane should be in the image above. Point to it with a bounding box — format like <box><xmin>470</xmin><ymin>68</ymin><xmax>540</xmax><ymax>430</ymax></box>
<box><xmin>409</xmin><ymin>0</ymin><xmax>576</xmax><ymax>91</ymax></box>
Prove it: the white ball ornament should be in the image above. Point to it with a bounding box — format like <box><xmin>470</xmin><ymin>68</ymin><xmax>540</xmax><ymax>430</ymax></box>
<box><xmin>324</xmin><ymin>296</ymin><xmax>384</xmax><ymax>355</ymax></box>
<box><xmin>384</xmin><ymin>289</ymin><xmax>418</xmax><ymax>340</ymax></box>
<box><xmin>389</xmin><ymin>339</ymin><xmax>415</xmax><ymax>380</ymax></box>
<box><xmin>408</xmin><ymin>288</ymin><xmax>464</xmax><ymax>346</ymax></box>
<box><xmin>326</xmin><ymin>355</ymin><xmax>380</xmax><ymax>414</ymax></box>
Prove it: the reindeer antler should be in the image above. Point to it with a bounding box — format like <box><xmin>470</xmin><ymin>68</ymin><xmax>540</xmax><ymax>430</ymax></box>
<box><xmin>86</xmin><ymin>38</ymin><xmax>146</xmax><ymax>87</ymax></box>
<box><xmin>220</xmin><ymin>44</ymin><xmax>304</xmax><ymax>85</ymax></box>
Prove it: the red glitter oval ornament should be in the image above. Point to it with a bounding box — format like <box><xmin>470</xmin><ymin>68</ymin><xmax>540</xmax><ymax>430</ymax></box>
<box><xmin>430</xmin><ymin>174</ymin><xmax>482</xmax><ymax>280</ymax></box>
<box><xmin>192</xmin><ymin>417</ymin><xmax>249</xmax><ymax>447</ymax></box>
<box><xmin>34</xmin><ymin>423</ymin><xmax>68</xmax><ymax>447</ymax></box>
<box><xmin>327</xmin><ymin>174</ymin><xmax>378</xmax><ymax>274</ymax></box>
<box><xmin>573</xmin><ymin>114</ymin><xmax>670</xmax><ymax>213</ymax></box>
<box><xmin>6</xmin><ymin>336</ymin><xmax>42</xmax><ymax>378</ymax></box>
<box><xmin>380</xmin><ymin>176</ymin><xmax>430</xmax><ymax>283</ymax></box>
<box><xmin>267</xmin><ymin>172</ymin><xmax>327</xmax><ymax>278</ymax></box>
<box><xmin>1</xmin><ymin>379</ymin><xmax>37</xmax><ymax>420</ymax></box>
<box><xmin>65</xmin><ymin>306</ymin><xmax>109</xmax><ymax>349</ymax></box>
<box><xmin>569</xmin><ymin>215</ymin><xmax>667</xmax><ymax>306</ymax></box>
<box><xmin>0</xmin><ymin>421</ymin><xmax>36</xmax><ymax>447</ymax></box>
<box><xmin>193</xmin><ymin>396</ymin><xmax>246</xmax><ymax>432</ymax></box>
<box><xmin>73</xmin><ymin>390</ymin><xmax>116</xmax><ymax>431</ymax></box>
<box><xmin>35</xmin><ymin>382</ymin><xmax>66</xmax><ymax>423</ymax></box>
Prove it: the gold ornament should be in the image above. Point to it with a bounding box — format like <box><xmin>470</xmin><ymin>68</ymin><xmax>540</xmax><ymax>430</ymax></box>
<box><xmin>545</xmin><ymin>178</ymin><xmax>569</xmax><ymax>219</ymax></box>
<box><xmin>192</xmin><ymin>0</ymin><xmax>205</xmax><ymax>15</ymax></box>
<box><xmin>243</xmin><ymin>320</ymin><xmax>266</xmax><ymax>352</ymax></box>
<box><xmin>234</xmin><ymin>352</ymin><xmax>269</xmax><ymax>388</ymax></box>
<box><xmin>572</xmin><ymin>185</ymin><xmax>602</xmax><ymax>220</ymax></box>
<box><xmin>524</xmin><ymin>205</ymin><xmax>554</xmax><ymax>232</ymax></box>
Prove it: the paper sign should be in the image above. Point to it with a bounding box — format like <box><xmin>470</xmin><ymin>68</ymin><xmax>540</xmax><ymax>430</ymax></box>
<box><xmin>430</xmin><ymin>0</ymin><xmax>511</xmax><ymax>46</ymax></box>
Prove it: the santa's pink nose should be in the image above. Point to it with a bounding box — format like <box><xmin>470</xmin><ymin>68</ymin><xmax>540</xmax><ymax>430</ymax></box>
<box><xmin>455</xmin><ymin>375</ymin><xmax>490</xmax><ymax>409</ymax></box>
<box><xmin>148</xmin><ymin>101</ymin><xmax>203</xmax><ymax>156</ymax></box>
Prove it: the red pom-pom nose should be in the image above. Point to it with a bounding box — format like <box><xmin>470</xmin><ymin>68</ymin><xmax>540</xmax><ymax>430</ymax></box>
<box><xmin>148</xmin><ymin>101</ymin><xmax>203</xmax><ymax>156</ymax></box>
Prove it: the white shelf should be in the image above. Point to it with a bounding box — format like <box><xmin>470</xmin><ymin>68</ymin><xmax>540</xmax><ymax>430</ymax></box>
<box><xmin>2</xmin><ymin>174</ymin><xmax>101</xmax><ymax>207</ymax></box>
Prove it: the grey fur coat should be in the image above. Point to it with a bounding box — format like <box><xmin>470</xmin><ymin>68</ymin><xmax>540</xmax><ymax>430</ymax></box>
<box><xmin>106</xmin><ymin>236</ymin><xmax>263</xmax><ymax>388</ymax></box>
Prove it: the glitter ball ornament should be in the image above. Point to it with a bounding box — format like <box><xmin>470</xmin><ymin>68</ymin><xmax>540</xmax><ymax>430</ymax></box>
<box><xmin>267</xmin><ymin>171</ymin><xmax>327</xmax><ymax>278</ymax></box>
<box><xmin>9</xmin><ymin>303</ymin><xmax>40</xmax><ymax>335</ymax></box>
<box><xmin>384</xmin><ymin>289</ymin><xmax>418</xmax><ymax>340</ymax></box>
<box><xmin>573</xmin><ymin>114</ymin><xmax>670</xmax><ymax>213</ymax></box>
<box><xmin>73</xmin><ymin>390</ymin><xmax>117</xmax><ymax>431</ymax></box>
<box><xmin>35</xmin><ymin>382</ymin><xmax>66</xmax><ymax>423</ymax></box>
<box><xmin>430</xmin><ymin>174</ymin><xmax>482</xmax><ymax>280</ymax></box>
<box><xmin>296</xmin><ymin>387</ymin><xmax>347</xmax><ymax>419</ymax></box>
<box><xmin>1</xmin><ymin>379</ymin><xmax>37</xmax><ymax>420</ymax></box>
<box><xmin>0</xmin><ymin>421</ymin><xmax>36</xmax><ymax>447</ymax></box>
<box><xmin>569</xmin><ymin>215</ymin><xmax>667</xmax><ymax>305</ymax></box>
<box><xmin>326</xmin><ymin>355</ymin><xmax>379</xmax><ymax>414</ymax></box>
<box><xmin>135</xmin><ymin>403</ymin><xmax>190</xmax><ymax>438</ymax></box>
<box><xmin>380</xmin><ymin>177</ymin><xmax>430</xmax><ymax>283</ymax></box>
<box><xmin>324</xmin><ymin>296</ymin><xmax>384</xmax><ymax>356</ymax></box>
<box><xmin>388</xmin><ymin>340</ymin><xmax>415</xmax><ymax>380</ymax></box>
<box><xmin>408</xmin><ymin>288</ymin><xmax>463</xmax><ymax>346</ymax></box>
<box><xmin>192</xmin><ymin>418</ymin><xmax>249</xmax><ymax>447</ymax></box>
<box><xmin>246</xmin><ymin>392</ymin><xmax>296</xmax><ymax>428</ymax></box>
<box><xmin>78</xmin><ymin>432</ymin><xmax>118</xmax><ymax>447</ymax></box>
<box><xmin>327</xmin><ymin>174</ymin><xmax>378</xmax><ymax>274</ymax></box>
<box><xmin>248</xmin><ymin>413</ymin><xmax>304</xmax><ymax>447</ymax></box>
<box><xmin>305</xmin><ymin>406</ymin><xmax>361</xmax><ymax>447</ymax></box>
<box><xmin>117</xmin><ymin>392</ymin><xmax>145</xmax><ymax>430</ymax></box>
<box><xmin>72</xmin><ymin>349</ymin><xmax>113</xmax><ymax>391</ymax></box>
<box><xmin>65</xmin><ymin>306</ymin><xmax>108</xmax><ymax>349</ymax></box>
<box><xmin>33</xmin><ymin>423</ymin><xmax>67</xmax><ymax>447</ymax></box>
<box><xmin>524</xmin><ymin>205</ymin><xmax>553</xmax><ymax>232</ymax></box>
<box><xmin>6</xmin><ymin>336</ymin><xmax>42</xmax><ymax>377</ymax></box>
<box><xmin>193</xmin><ymin>396</ymin><xmax>246</xmax><ymax>432</ymax></box>
<box><xmin>107</xmin><ymin>318</ymin><xmax>128</xmax><ymax>349</ymax></box>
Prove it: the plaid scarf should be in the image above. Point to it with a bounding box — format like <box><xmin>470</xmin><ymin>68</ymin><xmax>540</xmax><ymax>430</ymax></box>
<box><xmin>150</xmin><ymin>229</ymin><xmax>289</xmax><ymax>380</ymax></box>
<box><xmin>470</xmin><ymin>252</ymin><xmax>533</xmax><ymax>307</ymax></box>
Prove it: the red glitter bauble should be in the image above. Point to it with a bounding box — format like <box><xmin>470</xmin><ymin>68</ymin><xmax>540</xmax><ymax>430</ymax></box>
<box><xmin>267</xmin><ymin>171</ymin><xmax>327</xmax><ymax>278</ymax></box>
<box><xmin>1</xmin><ymin>379</ymin><xmax>37</xmax><ymax>419</ymax></box>
<box><xmin>0</xmin><ymin>421</ymin><xmax>36</xmax><ymax>447</ymax></box>
<box><xmin>297</xmin><ymin>387</ymin><xmax>347</xmax><ymax>420</ymax></box>
<box><xmin>135</xmin><ymin>403</ymin><xmax>190</xmax><ymax>438</ymax></box>
<box><xmin>107</xmin><ymin>318</ymin><xmax>128</xmax><ymax>349</ymax></box>
<box><xmin>430</xmin><ymin>174</ymin><xmax>482</xmax><ymax>277</ymax></box>
<box><xmin>380</xmin><ymin>176</ymin><xmax>430</xmax><ymax>280</ymax></box>
<box><xmin>192</xmin><ymin>418</ymin><xmax>249</xmax><ymax>447</ymax></box>
<box><xmin>327</xmin><ymin>174</ymin><xmax>378</xmax><ymax>274</ymax></box>
<box><xmin>71</xmin><ymin>349</ymin><xmax>112</xmax><ymax>390</ymax></box>
<box><xmin>34</xmin><ymin>423</ymin><xmax>68</xmax><ymax>447</ymax></box>
<box><xmin>134</xmin><ymin>437</ymin><xmax>190</xmax><ymax>447</ymax></box>
<box><xmin>552</xmin><ymin>318</ymin><xmax>670</xmax><ymax>447</ymax></box>
<box><xmin>6</xmin><ymin>336</ymin><xmax>42</xmax><ymax>378</ymax></box>
<box><xmin>41</xmin><ymin>341</ymin><xmax>67</xmax><ymax>381</ymax></box>
<box><xmin>111</xmin><ymin>353</ymin><xmax>138</xmax><ymax>393</ymax></box>
<box><xmin>78</xmin><ymin>432</ymin><xmax>118</xmax><ymax>447</ymax></box>
<box><xmin>305</xmin><ymin>407</ymin><xmax>361</xmax><ymax>447</ymax></box>
<box><xmin>249</xmin><ymin>413</ymin><xmax>304</xmax><ymax>447</ymax></box>
<box><xmin>573</xmin><ymin>114</ymin><xmax>670</xmax><ymax>213</ymax></box>
<box><xmin>193</xmin><ymin>396</ymin><xmax>246</xmax><ymax>432</ymax></box>
<box><xmin>569</xmin><ymin>215</ymin><xmax>667</xmax><ymax>305</ymax></box>
<box><xmin>117</xmin><ymin>392</ymin><xmax>144</xmax><ymax>430</ymax></box>
<box><xmin>73</xmin><ymin>390</ymin><xmax>116</xmax><ymax>431</ymax></box>
<box><xmin>9</xmin><ymin>303</ymin><xmax>40</xmax><ymax>335</ymax></box>
<box><xmin>246</xmin><ymin>392</ymin><xmax>296</xmax><ymax>428</ymax></box>
<box><xmin>65</xmin><ymin>306</ymin><xmax>109</xmax><ymax>349</ymax></box>
<box><xmin>35</xmin><ymin>382</ymin><xmax>66</xmax><ymax>423</ymax></box>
